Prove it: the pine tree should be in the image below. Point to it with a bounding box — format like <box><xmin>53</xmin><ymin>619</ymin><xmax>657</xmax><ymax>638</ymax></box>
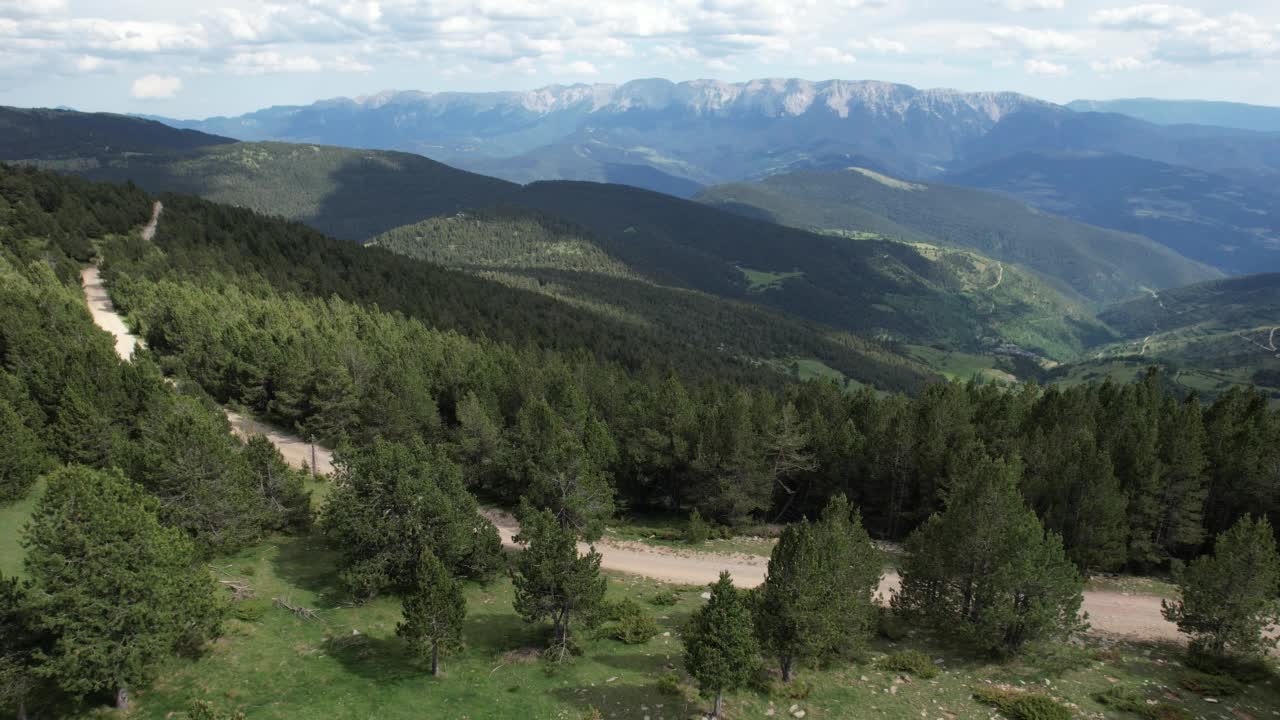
<box><xmin>684</xmin><ymin>572</ymin><xmax>759</xmax><ymax>719</ymax></box>
<box><xmin>22</xmin><ymin>466</ymin><xmax>223</xmax><ymax>711</ymax></box>
<box><xmin>756</xmin><ymin>519</ymin><xmax>823</xmax><ymax>681</ymax></box>
<box><xmin>0</xmin><ymin>399</ymin><xmax>45</xmax><ymax>502</ymax></box>
<box><xmin>242</xmin><ymin>434</ymin><xmax>312</xmax><ymax>531</ymax></box>
<box><xmin>513</xmin><ymin>398</ymin><xmax>616</xmax><ymax>541</ymax></box>
<box><xmin>0</xmin><ymin>573</ymin><xmax>42</xmax><ymax>720</ymax></box>
<box><xmin>893</xmin><ymin>449</ymin><xmax>1086</xmax><ymax>655</ymax></box>
<box><xmin>397</xmin><ymin>549</ymin><xmax>466</xmax><ymax>677</ymax></box>
<box><xmin>510</xmin><ymin>503</ymin><xmax>606</xmax><ymax>662</ymax></box>
<box><xmin>49</xmin><ymin>382</ymin><xmax>117</xmax><ymax>469</ymax></box>
<box><xmin>1150</xmin><ymin>396</ymin><xmax>1210</xmax><ymax>562</ymax></box>
<box><xmin>1162</xmin><ymin>516</ymin><xmax>1280</xmax><ymax>658</ymax></box>
<box><xmin>322</xmin><ymin>440</ymin><xmax>501</xmax><ymax>598</ymax></box>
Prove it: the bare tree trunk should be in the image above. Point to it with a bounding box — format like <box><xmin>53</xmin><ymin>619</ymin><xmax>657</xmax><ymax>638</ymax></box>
<box><xmin>781</xmin><ymin>655</ymin><xmax>794</xmax><ymax>683</ymax></box>
<box><xmin>16</xmin><ymin>699</ymin><xmax>27</xmax><ymax>720</ymax></box>
<box><xmin>115</xmin><ymin>686</ymin><xmax>130</xmax><ymax>712</ymax></box>
<box><xmin>713</xmin><ymin>689</ymin><xmax>724</xmax><ymax>719</ymax></box>
<box><xmin>431</xmin><ymin>640</ymin><xmax>440</xmax><ymax>677</ymax></box>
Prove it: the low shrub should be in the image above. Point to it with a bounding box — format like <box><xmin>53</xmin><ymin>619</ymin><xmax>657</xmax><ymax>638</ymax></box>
<box><xmin>1094</xmin><ymin>686</ymin><xmax>1192</xmax><ymax>720</ymax></box>
<box><xmin>649</xmin><ymin>591</ymin><xmax>679</xmax><ymax>607</ymax></box>
<box><xmin>973</xmin><ymin>686</ymin><xmax>1072</xmax><ymax>720</ymax></box>
<box><xmin>1177</xmin><ymin>670</ymin><xmax>1244</xmax><ymax>697</ymax></box>
<box><xmin>232</xmin><ymin>599</ymin><xmax>270</xmax><ymax>622</ymax></box>
<box><xmin>685</xmin><ymin>510</ymin><xmax>712</xmax><ymax>544</ymax></box>
<box><xmin>656</xmin><ymin>672</ymin><xmax>683</xmax><ymax>696</ymax></box>
<box><xmin>613</xmin><ymin>611</ymin><xmax>660</xmax><ymax>644</ymax></box>
<box><xmin>780</xmin><ymin>678</ymin><xmax>813</xmax><ymax>699</ymax></box>
<box><xmin>187</xmin><ymin>700</ymin><xmax>247</xmax><ymax>720</ymax></box>
<box><xmin>1185</xmin><ymin>649</ymin><xmax>1273</xmax><ymax>684</ymax></box>
<box><xmin>877</xmin><ymin>650</ymin><xmax>939</xmax><ymax>679</ymax></box>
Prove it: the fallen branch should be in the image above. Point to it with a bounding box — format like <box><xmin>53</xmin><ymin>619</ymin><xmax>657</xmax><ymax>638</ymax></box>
<box><xmin>273</xmin><ymin>596</ymin><xmax>320</xmax><ymax>621</ymax></box>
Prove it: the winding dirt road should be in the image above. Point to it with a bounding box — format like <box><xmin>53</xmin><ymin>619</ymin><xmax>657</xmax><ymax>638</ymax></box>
<box><xmin>78</xmin><ymin>228</ymin><xmax>1182</xmax><ymax>644</ymax></box>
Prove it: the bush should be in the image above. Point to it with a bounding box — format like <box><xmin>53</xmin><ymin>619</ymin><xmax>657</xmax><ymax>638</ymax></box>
<box><xmin>613</xmin><ymin>611</ymin><xmax>660</xmax><ymax>644</ymax></box>
<box><xmin>686</xmin><ymin>509</ymin><xmax>712</xmax><ymax>544</ymax></box>
<box><xmin>232</xmin><ymin>599</ymin><xmax>270</xmax><ymax>622</ymax></box>
<box><xmin>649</xmin><ymin>591</ymin><xmax>679</xmax><ymax>607</ymax></box>
<box><xmin>656</xmin><ymin>672</ymin><xmax>683</xmax><ymax>696</ymax></box>
<box><xmin>187</xmin><ymin>700</ymin><xmax>247</xmax><ymax>720</ymax></box>
<box><xmin>780</xmin><ymin>678</ymin><xmax>813</xmax><ymax>699</ymax></box>
<box><xmin>1185</xmin><ymin>648</ymin><xmax>1273</xmax><ymax>684</ymax></box>
<box><xmin>1095</xmin><ymin>686</ymin><xmax>1192</xmax><ymax>720</ymax></box>
<box><xmin>973</xmin><ymin>686</ymin><xmax>1072</xmax><ymax>720</ymax></box>
<box><xmin>877</xmin><ymin>650</ymin><xmax>939</xmax><ymax>679</ymax></box>
<box><xmin>598</xmin><ymin>597</ymin><xmax>643</xmax><ymax>623</ymax></box>
<box><xmin>1177</xmin><ymin>670</ymin><xmax>1244</xmax><ymax>697</ymax></box>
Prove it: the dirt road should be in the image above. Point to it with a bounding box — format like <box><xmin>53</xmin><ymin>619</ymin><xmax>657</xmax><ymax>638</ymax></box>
<box><xmin>79</xmin><ymin>252</ymin><xmax>1182</xmax><ymax>645</ymax></box>
<box><xmin>81</xmin><ymin>266</ymin><xmax>141</xmax><ymax>361</ymax></box>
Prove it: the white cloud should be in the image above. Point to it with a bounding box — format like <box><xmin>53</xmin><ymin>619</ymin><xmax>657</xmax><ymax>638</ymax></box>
<box><xmin>0</xmin><ymin>0</ymin><xmax>66</xmax><ymax>17</ymax></box>
<box><xmin>1090</xmin><ymin>55</ymin><xmax>1148</xmax><ymax>71</ymax></box>
<box><xmin>982</xmin><ymin>26</ymin><xmax>1090</xmax><ymax>53</ymax></box>
<box><xmin>550</xmin><ymin>60</ymin><xmax>599</xmax><ymax>75</ymax></box>
<box><xmin>130</xmin><ymin>74</ymin><xmax>182</xmax><ymax>99</ymax></box>
<box><xmin>1091</xmin><ymin>4</ymin><xmax>1203</xmax><ymax>30</ymax></box>
<box><xmin>999</xmin><ymin>0</ymin><xmax>1065</xmax><ymax>11</ymax></box>
<box><xmin>1024</xmin><ymin>58</ymin><xmax>1070</xmax><ymax>75</ymax></box>
<box><xmin>851</xmin><ymin>36</ymin><xmax>908</xmax><ymax>54</ymax></box>
<box><xmin>227</xmin><ymin>51</ymin><xmax>372</xmax><ymax>74</ymax></box>
<box><xmin>75</xmin><ymin>54</ymin><xmax>105</xmax><ymax>72</ymax></box>
<box><xmin>813</xmin><ymin>46</ymin><xmax>858</xmax><ymax>64</ymax></box>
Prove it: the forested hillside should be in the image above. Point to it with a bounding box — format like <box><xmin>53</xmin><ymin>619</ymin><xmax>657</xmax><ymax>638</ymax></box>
<box><xmin>697</xmin><ymin>167</ymin><xmax>1220</xmax><ymax>305</ymax></box>
<box><xmin>4</xmin><ymin>163</ymin><xmax>1280</xmax><ymax>719</ymax></box>
<box><xmin>0</xmin><ymin>106</ymin><xmax>234</xmax><ymax>162</ymax></box>
<box><xmin>950</xmin><ymin>152</ymin><xmax>1280</xmax><ymax>275</ymax></box>
<box><xmin>70</xmin><ymin>141</ymin><xmax>519</xmax><ymax>241</ymax></box>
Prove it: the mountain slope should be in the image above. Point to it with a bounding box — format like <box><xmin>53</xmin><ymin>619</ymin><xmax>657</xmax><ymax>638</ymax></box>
<box><xmin>1063</xmin><ymin>274</ymin><xmax>1280</xmax><ymax>395</ymax></box>
<box><xmin>949</xmin><ymin>152</ymin><xmax>1280</xmax><ymax>275</ymax></box>
<box><xmin>1068</xmin><ymin>99</ymin><xmax>1280</xmax><ymax>134</ymax></box>
<box><xmin>0</xmin><ymin>106</ymin><xmax>234</xmax><ymax>161</ymax></box>
<box><xmin>72</xmin><ymin>141</ymin><xmax>518</xmax><ymax>241</ymax></box>
<box><xmin>959</xmin><ymin>107</ymin><xmax>1280</xmax><ymax>184</ymax></box>
<box><xmin>696</xmin><ymin>168</ymin><xmax>1220</xmax><ymax>306</ymax></box>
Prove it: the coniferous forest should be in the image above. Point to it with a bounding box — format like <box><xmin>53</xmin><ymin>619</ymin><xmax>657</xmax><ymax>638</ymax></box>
<box><xmin>2</xmin><ymin>163</ymin><xmax>1279</xmax><ymax>718</ymax></box>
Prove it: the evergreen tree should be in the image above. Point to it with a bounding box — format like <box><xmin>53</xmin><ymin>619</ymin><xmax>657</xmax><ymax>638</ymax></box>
<box><xmin>397</xmin><ymin>549</ymin><xmax>466</xmax><ymax>677</ymax></box>
<box><xmin>451</xmin><ymin>390</ymin><xmax>506</xmax><ymax>491</ymax></box>
<box><xmin>512</xmin><ymin>398</ymin><xmax>616</xmax><ymax>541</ymax></box>
<box><xmin>684</xmin><ymin>572</ymin><xmax>759</xmax><ymax>719</ymax></box>
<box><xmin>690</xmin><ymin>389</ymin><xmax>770</xmax><ymax>523</ymax></box>
<box><xmin>22</xmin><ymin>466</ymin><xmax>223</xmax><ymax>711</ymax></box>
<box><xmin>49</xmin><ymin>382</ymin><xmax>117</xmax><ymax>469</ymax></box>
<box><xmin>1150</xmin><ymin>396</ymin><xmax>1210</xmax><ymax>562</ymax></box>
<box><xmin>322</xmin><ymin>440</ymin><xmax>501</xmax><ymax>599</ymax></box>
<box><xmin>755</xmin><ymin>496</ymin><xmax>879</xmax><ymax>681</ymax></box>
<box><xmin>893</xmin><ymin>449</ymin><xmax>1086</xmax><ymax>655</ymax></box>
<box><xmin>241</xmin><ymin>435</ymin><xmax>312</xmax><ymax>531</ymax></box>
<box><xmin>131</xmin><ymin>396</ymin><xmax>265</xmax><ymax>553</ymax></box>
<box><xmin>0</xmin><ymin>399</ymin><xmax>45</xmax><ymax>502</ymax></box>
<box><xmin>510</xmin><ymin>504</ymin><xmax>606</xmax><ymax>662</ymax></box>
<box><xmin>0</xmin><ymin>573</ymin><xmax>42</xmax><ymax>720</ymax></box>
<box><xmin>1162</xmin><ymin>516</ymin><xmax>1280</xmax><ymax>658</ymax></box>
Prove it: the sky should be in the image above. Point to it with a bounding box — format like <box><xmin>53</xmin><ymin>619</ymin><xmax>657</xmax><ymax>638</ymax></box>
<box><xmin>1</xmin><ymin>0</ymin><xmax>1278</xmax><ymax>118</ymax></box>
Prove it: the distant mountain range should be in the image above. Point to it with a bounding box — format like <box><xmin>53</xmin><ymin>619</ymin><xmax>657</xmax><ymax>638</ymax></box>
<box><xmin>143</xmin><ymin>79</ymin><xmax>1280</xmax><ymax>198</ymax></box>
<box><xmin>949</xmin><ymin>152</ymin><xmax>1280</xmax><ymax>276</ymax></box>
<box><xmin>1068</xmin><ymin>98</ymin><xmax>1280</xmax><ymax>134</ymax></box>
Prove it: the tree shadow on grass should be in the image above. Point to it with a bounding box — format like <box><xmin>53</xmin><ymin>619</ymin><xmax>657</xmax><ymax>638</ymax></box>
<box><xmin>325</xmin><ymin>632</ymin><xmax>422</xmax><ymax>682</ymax></box>
<box><xmin>552</xmin><ymin>680</ymin><xmax>696</xmax><ymax>720</ymax></box>
<box><xmin>269</xmin><ymin>533</ymin><xmax>345</xmax><ymax>608</ymax></box>
<box><xmin>592</xmin><ymin>651</ymin><xmax>675</xmax><ymax>675</ymax></box>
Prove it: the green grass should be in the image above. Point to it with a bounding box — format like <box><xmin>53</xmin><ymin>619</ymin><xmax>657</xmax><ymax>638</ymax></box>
<box><xmin>0</xmin><ymin>479</ymin><xmax>42</xmax><ymax>578</ymax></box>
<box><xmin>737</xmin><ymin>266</ymin><xmax>804</xmax><ymax>292</ymax></box>
<box><xmin>4</xmin><ymin>495</ymin><xmax>1277</xmax><ymax>719</ymax></box>
<box><xmin>604</xmin><ymin>513</ymin><xmax>778</xmax><ymax>558</ymax></box>
<box><xmin>124</xmin><ymin>539</ymin><xmax>1280</xmax><ymax>720</ymax></box>
<box><xmin>902</xmin><ymin>345</ymin><xmax>1017</xmax><ymax>383</ymax></box>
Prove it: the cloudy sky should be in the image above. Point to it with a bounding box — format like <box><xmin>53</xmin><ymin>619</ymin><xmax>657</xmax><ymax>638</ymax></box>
<box><xmin>1</xmin><ymin>0</ymin><xmax>1277</xmax><ymax>118</ymax></box>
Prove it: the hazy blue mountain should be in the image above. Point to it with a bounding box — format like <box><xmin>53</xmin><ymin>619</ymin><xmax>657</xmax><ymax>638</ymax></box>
<box><xmin>147</xmin><ymin>79</ymin><xmax>1052</xmax><ymax>185</ymax></box>
<box><xmin>949</xmin><ymin>152</ymin><xmax>1280</xmax><ymax>275</ymax></box>
<box><xmin>1068</xmin><ymin>98</ymin><xmax>1280</xmax><ymax>133</ymax></box>
<box><xmin>696</xmin><ymin>167</ymin><xmax>1220</xmax><ymax>306</ymax></box>
<box><xmin>143</xmin><ymin>79</ymin><xmax>1280</xmax><ymax>197</ymax></box>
